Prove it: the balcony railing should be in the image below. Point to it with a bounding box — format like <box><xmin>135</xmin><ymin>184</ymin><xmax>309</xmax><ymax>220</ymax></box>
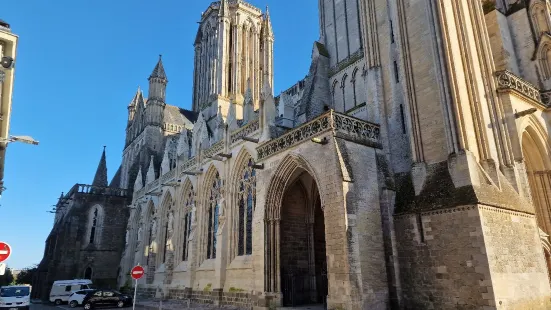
<box><xmin>256</xmin><ymin>110</ymin><xmax>381</xmax><ymax>161</ymax></box>
<box><xmin>495</xmin><ymin>70</ymin><xmax>550</xmax><ymax>108</ymax></box>
<box><xmin>74</xmin><ymin>184</ymin><xmax>128</xmax><ymax>197</ymax></box>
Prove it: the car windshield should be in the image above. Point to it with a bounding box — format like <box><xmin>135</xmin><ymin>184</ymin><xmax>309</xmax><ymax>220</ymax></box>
<box><xmin>0</xmin><ymin>287</ymin><xmax>30</xmax><ymax>297</ymax></box>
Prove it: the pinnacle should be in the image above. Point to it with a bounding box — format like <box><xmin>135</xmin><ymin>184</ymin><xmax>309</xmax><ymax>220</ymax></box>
<box><xmin>92</xmin><ymin>146</ymin><xmax>108</xmax><ymax>187</ymax></box>
<box><xmin>149</xmin><ymin>55</ymin><xmax>167</xmax><ymax>80</ymax></box>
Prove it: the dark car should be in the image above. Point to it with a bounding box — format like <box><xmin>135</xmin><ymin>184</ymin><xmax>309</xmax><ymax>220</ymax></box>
<box><xmin>82</xmin><ymin>289</ymin><xmax>132</xmax><ymax>309</ymax></box>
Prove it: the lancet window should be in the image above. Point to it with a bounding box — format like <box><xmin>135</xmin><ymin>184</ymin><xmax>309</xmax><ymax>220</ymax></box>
<box><xmin>87</xmin><ymin>206</ymin><xmax>103</xmax><ymax>245</ymax></box>
<box><xmin>182</xmin><ymin>186</ymin><xmax>195</xmax><ymax>262</ymax></box>
<box><xmin>206</xmin><ymin>172</ymin><xmax>221</xmax><ymax>259</ymax></box>
<box><xmin>237</xmin><ymin>158</ymin><xmax>257</xmax><ymax>256</ymax></box>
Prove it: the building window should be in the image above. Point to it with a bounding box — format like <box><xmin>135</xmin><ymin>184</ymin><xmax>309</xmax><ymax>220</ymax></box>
<box><xmin>237</xmin><ymin>158</ymin><xmax>257</xmax><ymax>256</ymax></box>
<box><xmin>393</xmin><ymin>61</ymin><xmax>400</xmax><ymax>83</ymax></box>
<box><xmin>206</xmin><ymin>172</ymin><xmax>221</xmax><ymax>260</ymax></box>
<box><xmin>182</xmin><ymin>186</ymin><xmax>194</xmax><ymax>262</ymax></box>
<box><xmin>162</xmin><ymin>206</ymin><xmax>171</xmax><ymax>263</ymax></box>
<box><xmin>89</xmin><ymin>209</ymin><xmax>98</xmax><ymax>244</ymax></box>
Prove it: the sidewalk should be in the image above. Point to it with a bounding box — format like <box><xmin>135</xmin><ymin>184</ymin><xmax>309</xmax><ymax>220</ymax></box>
<box><xmin>134</xmin><ymin>299</ymin><xmax>249</xmax><ymax>310</ymax></box>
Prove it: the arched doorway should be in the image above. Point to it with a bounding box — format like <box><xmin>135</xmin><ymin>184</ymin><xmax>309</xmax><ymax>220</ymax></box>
<box><xmin>84</xmin><ymin>267</ymin><xmax>92</xmax><ymax>280</ymax></box>
<box><xmin>521</xmin><ymin>123</ymin><xmax>551</xmax><ymax>281</ymax></box>
<box><xmin>265</xmin><ymin>160</ymin><xmax>328</xmax><ymax>307</ymax></box>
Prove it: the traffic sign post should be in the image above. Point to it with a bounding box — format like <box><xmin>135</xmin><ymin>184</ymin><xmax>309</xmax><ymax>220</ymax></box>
<box><xmin>0</xmin><ymin>263</ymin><xmax>5</xmax><ymax>276</ymax></box>
<box><xmin>0</xmin><ymin>242</ymin><xmax>11</xmax><ymax>263</ymax></box>
<box><xmin>131</xmin><ymin>265</ymin><xmax>145</xmax><ymax>310</ymax></box>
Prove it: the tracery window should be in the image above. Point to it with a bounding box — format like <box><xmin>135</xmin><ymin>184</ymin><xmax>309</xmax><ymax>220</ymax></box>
<box><xmin>182</xmin><ymin>186</ymin><xmax>194</xmax><ymax>262</ymax></box>
<box><xmin>237</xmin><ymin>159</ymin><xmax>257</xmax><ymax>256</ymax></box>
<box><xmin>206</xmin><ymin>172</ymin><xmax>221</xmax><ymax>260</ymax></box>
<box><xmin>162</xmin><ymin>205</ymin><xmax>171</xmax><ymax>263</ymax></box>
<box><xmin>89</xmin><ymin>208</ymin><xmax>98</xmax><ymax>244</ymax></box>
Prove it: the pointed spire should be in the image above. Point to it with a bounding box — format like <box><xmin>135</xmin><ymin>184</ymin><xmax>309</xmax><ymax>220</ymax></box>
<box><xmin>263</xmin><ymin>6</ymin><xmax>273</xmax><ymax>38</ymax></box>
<box><xmin>146</xmin><ymin>155</ymin><xmax>156</xmax><ymax>184</ymax></box>
<box><xmin>92</xmin><ymin>146</ymin><xmax>108</xmax><ymax>187</ymax></box>
<box><xmin>161</xmin><ymin>139</ymin><xmax>172</xmax><ymax>176</ymax></box>
<box><xmin>149</xmin><ymin>55</ymin><xmax>167</xmax><ymax>81</ymax></box>
<box><xmin>134</xmin><ymin>166</ymin><xmax>143</xmax><ymax>192</ymax></box>
<box><xmin>227</xmin><ymin>99</ymin><xmax>238</xmax><ymax>132</ymax></box>
<box><xmin>177</xmin><ymin>128</ymin><xmax>190</xmax><ymax>159</ymax></box>
<box><xmin>128</xmin><ymin>86</ymin><xmax>141</xmax><ymax>107</ymax></box>
<box><xmin>260</xmin><ymin>81</ymin><xmax>276</xmax><ymax>143</ymax></box>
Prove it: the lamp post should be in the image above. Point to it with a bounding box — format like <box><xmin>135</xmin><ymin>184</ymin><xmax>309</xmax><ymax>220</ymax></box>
<box><xmin>0</xmin><ymin>135</ymin><xmax>39</xmax><ymax>197</ymax></box>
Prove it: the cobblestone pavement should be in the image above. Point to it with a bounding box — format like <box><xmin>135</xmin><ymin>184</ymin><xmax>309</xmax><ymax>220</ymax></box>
<box><xmin>135</xmin><ymin>299</ymin><xmax>249</xmax><ymax>310</ymax></box>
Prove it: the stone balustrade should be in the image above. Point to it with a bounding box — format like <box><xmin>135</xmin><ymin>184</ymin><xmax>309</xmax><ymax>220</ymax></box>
<box><xmin>256</xmin><ymin>110</ymin><xmax>381</xmax><ymax>161</ymax></box>
<box><xmin>495</xmin><ymin>70</ymin><xmax>545</xmax><ymax>105</ymax></box>
<box><xmin>75</xmin><ymin>184</ymin><xmax>128</xmax><ymax>197</ymax></box>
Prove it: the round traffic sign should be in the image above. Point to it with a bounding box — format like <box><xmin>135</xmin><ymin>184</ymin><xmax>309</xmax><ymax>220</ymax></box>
<box><xmin>0</xmin><ymin>242</ymin><xmax>11</xmax><ymax>263</ymax></box>
<box><xmin>131</xmin><ymin>265</ymin><xmax>145</xmax><ymax>280</ymax></box>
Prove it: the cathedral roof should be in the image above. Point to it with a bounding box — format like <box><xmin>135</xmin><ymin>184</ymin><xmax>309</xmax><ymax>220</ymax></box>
<box><xmin>149</xmin><ymin>55</ymin><xmax>167</xmax><ymax>80</ymax></box>
<box><xmin>109</xmin><ymin>165</ymin><xmax>122</xmax><ymax>188</ymax></box>
<box><xmin>92</xmin><ymin>146</ymin><xmax>108</xmax><ymax>187</ymax></box>
<box><xmin>164</xmin><ymin>104</ymin><xmax>197</xmax><ymax>128</ymax></box>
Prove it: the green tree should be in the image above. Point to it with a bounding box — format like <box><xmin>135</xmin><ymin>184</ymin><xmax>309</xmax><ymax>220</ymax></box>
<box><xmin>0</xmin><ymin>267</ymin><xmax>14</xmax><ymax>286</ymax></box>
<box><xmin>15</xmin><ymin>265</ymin><xmax>37</xmax><ymax>285</ymax></box>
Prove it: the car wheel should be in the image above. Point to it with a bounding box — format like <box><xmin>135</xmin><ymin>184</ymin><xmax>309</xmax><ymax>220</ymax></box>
<box><xmin>117</xmin><ymin>300</ymin><xmax>125</xmax><ymax>308</ymax></box>
<box><xmin>84</xmin><ymin>302</ymin><xmax>93</xmax><ymax>310</ymax></box>
<box><xmin>69</xmin><ymin>300</ymin><xmax>78</xmax><ymax>308</ymax></box>
<box><xmin>55</xmin><ymin>299</ymin><xmax>62</xmax><ymax>305</ymax></box>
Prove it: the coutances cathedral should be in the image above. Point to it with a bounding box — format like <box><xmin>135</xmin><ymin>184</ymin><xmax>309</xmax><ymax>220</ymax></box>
<box><xmin>35</xmin><ymin>0</ymin><xmax>551</xmax><ymax>309</ymax></box>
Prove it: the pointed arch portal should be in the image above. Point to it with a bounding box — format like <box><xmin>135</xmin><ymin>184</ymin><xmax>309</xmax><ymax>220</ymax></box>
<box><xmin>521</xmin><ymin>120</ymin><xmax>551</xmax><ymax>282</ymax></box>
<box><xmin>264</xmin><ymin>155</ymin><xmax>328</xmax><ymax>307</ymax></box>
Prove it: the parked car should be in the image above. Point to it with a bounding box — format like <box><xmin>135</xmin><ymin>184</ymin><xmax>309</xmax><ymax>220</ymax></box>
<box><xmin>68</xmin><ymin>289</ymin><xmax>95</xmax><ymax>308</ymax></box>
<box><xmin>82</xmin><ymin>289</ymin><xmax>132</xmax><ymax>309</ymax></box>
<box><xmin>49</xmin><ymin>279</ymin><xmax>94</xmax><ymax>305</ymax></box>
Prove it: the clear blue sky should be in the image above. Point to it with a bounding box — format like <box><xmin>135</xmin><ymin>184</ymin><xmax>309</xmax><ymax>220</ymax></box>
<box><xmin>0</xmin><ymin>0</ymin><xmax>319</xmax><ymax>270</ymax></box>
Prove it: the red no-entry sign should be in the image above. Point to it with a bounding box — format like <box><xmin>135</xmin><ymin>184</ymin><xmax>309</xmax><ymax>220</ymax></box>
<box><xmin>131</xmin><ymin>265</ymin><xmax>145</xmax><ymax>280</ymax></box>
<box><xmin>0</xmin><ymin>242</ymin><xmax>11</xmax><ymax>263</ymax></box>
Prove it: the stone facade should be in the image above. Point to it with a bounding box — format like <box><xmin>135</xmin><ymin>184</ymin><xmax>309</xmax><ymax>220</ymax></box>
<box><xmin>35</xmin><ymin>0</ymin><xmax>551</xmax><ymax>309</ymax></box>
<box><xmin>0</xmin><ymin>20</ymin><xmax>18</xmax><ymax>192</ymax></box>
<box><xmin>33</xmin><ymin>149</ymin><xmax>130</xmax><ymax>301</ymax></box>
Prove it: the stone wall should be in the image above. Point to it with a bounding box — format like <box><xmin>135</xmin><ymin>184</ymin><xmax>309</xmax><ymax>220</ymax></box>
<box><xmin>479</xmin><ymin>206</ymin><xmax>551</xmax><ymax>309</ymax></box>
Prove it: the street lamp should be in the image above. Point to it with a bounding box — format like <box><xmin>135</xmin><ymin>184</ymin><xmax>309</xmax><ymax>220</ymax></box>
<box><xmin>0</xmin><ymin>135</ymin><xmax>39</xmax><ymax>145</ymax></box>
<box><xmin>0</xmin><ymin>56</ymin><xmax>14</xmax><ymax>83</ymax></box>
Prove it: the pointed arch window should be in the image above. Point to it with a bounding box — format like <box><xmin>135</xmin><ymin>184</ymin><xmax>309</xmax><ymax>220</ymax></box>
<box><xmin>182</xmin><ymin>186</ymin><xmax>195</xmax><ymax>262</ymax></box>
<box><xmin>162</xmin><ymin>204</ymin><xmax>171</xmax><ymax>264</ymax></box>
<box><xmin>89</xmin><ymin>208</ymin><xmax>99</xmax><ymax>244</ymax></box>
<box><xmin>206</xmin><ymin>172</ymin><xmax>221</xmax><ymax>260</ymax></box>
<box><xmin>237</xmin><ymin>158</ymin><xmax>257</xmax><ymax>256</ymax></box>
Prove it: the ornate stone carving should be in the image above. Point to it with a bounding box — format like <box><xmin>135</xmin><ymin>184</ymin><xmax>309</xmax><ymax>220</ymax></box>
<box><xmin>256</xmin><ymin>111</ymin><xmax>381</xmax><ymax>160</ymax></box>
<box><xmin>151</xmin><ymin>219</ymin><xmax>157</xmax><ymax>240</ymax></box>
<box><xmin>230</xmin><ymin>119</ymin><xmax>259</xmax><ymax>144</ymax></box>
<box><xmin>495</xmin><ymin>70</ymin><xmax>542</xmax><ymax>104</ymax></box>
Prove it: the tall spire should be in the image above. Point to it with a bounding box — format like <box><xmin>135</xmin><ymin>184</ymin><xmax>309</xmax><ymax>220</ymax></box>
<box><xmin>92</xmin><ymin>146</ymin><xmax>108</xmax><ymax>187</ymax></box>
<box><xmin>263</xmin><ymin>5</ymin><xmax>273</xmax><ymax>38</ymax></box>
<box><xmin>149</xmin><ymin>55</ymin><xmax>167</xmax><ymax>81</ymax></box>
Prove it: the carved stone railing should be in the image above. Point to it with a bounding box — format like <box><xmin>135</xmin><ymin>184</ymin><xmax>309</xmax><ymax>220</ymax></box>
<box><xmin>180</xmin><ymin>157</ymin><xmax>197</xmax><ymax>172</ymax></box>
<box><xmin>76</xmin><ymin>184</ymin><xmax>128</xmax><ymax>197</ymax></box>
<box><xmin>230</xmin><ymin>119</ymin><xmax>260</xmax><ymax>145</ymax></box>
<box><xmin>204</xmin><ymin>140</ymin><xmax>224</xmax><ymax>160</ymax></box>
<box><xmin>495</xmin><ymin>70</ymin><xmax>542</xmax><ymax>104</ymax></box>
<box><xmin>256</xmin><ymin>110</ymin><xmax>381</xmax><ymax>161</ymax></box>
<box><xmin>160</xmin><ymin>169</ymin><xmax>176</xmax><ymax>184</ymax></box>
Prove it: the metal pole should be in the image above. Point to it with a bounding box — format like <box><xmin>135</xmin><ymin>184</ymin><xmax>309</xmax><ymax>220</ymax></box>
<box><xmin>132</xmin><ymin>278</ymin><xmax>138</xmax><ymax>310</ymax></box>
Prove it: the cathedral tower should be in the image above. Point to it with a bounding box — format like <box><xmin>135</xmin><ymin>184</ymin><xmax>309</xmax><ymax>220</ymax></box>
<box><xmin>192</xmin><ymin>0</ymin><xmax>274</xmax><ymax>127</ymax></box>
<box><xmin>146</xmin><ymin>55</ymin><xmax>167</xmax><ymax>127</ymax></box>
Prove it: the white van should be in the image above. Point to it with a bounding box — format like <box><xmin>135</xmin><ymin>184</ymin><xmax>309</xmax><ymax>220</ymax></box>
<box><xmin>49</xmin><ymin>279</ymin><xmax>93</xmax><ymax>305</ymax></box>
<box><xmin>0</xmin><ymin>285</ymin><xmax>31</xmax><ymax>310</ymax></box>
